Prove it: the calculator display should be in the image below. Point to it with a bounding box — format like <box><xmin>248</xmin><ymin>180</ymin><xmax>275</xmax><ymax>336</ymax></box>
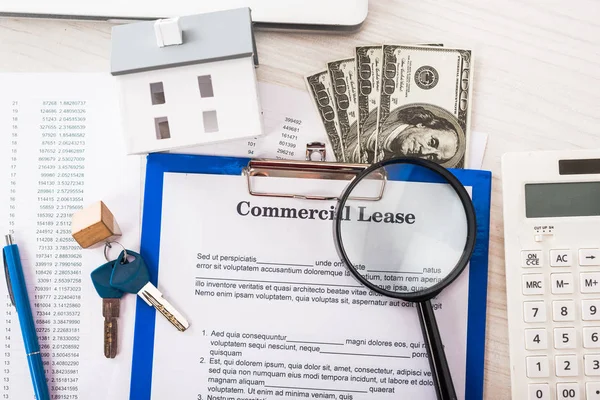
<box><xmin>525</xmin><ymin>182</ymin><xmax>600</xmax><ymax>218</ymax></box>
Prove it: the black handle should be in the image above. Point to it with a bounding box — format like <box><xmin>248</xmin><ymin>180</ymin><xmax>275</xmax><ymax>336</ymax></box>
<box><xmin>417</xmin><ymin>300</ymin><xmax>457</xmax><ymax>400</ymax></box>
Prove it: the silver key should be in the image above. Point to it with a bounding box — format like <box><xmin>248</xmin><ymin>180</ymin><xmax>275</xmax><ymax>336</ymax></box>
<box><xmin>110</xmin><ymin>250</ymin><xmax>189</xmax><ymax>331</ymax></box>
<box><xmin>138</xmin><ymin>283</ymin><xmax>189</xmax><ymax>331</ymax></box>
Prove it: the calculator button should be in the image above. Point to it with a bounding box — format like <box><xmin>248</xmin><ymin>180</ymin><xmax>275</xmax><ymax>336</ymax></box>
<box><xmin>583</xmin><ymin>327</ymin><xmax>600</xmax><ymax>348</ymax></box>
<box><xmin>522</xmin><ymin>250</ymin><xmax>543</xmax><ymax>268</ymax></box>
<box><xmin>526</xmin><ymin>356</ymin><xmax>550</xmax><ymax>378</ymax></box>
<box><xmin>584</xmin><ymin>354</ymin><xmax>600</xmax><ymax>376</ymax></box>
<box><xmin>586</xmin><ymin>382</ymin><xmax>600</xmax><ymax>400</ymax></box>
<box><xmin>557</xmin><ymin>383</ymin><xmax>580</xmax><ymax>400</ymax></box>
<box><xmin>550</xmin><ymin>249</ymin><xmax>572</xmax><ymax>267</ymax></box>
<box><xmin>525</xmin><ymin>328</ymin><xmax>548</xmax><ymax>350</ymax></box>
<box><xmin>555</xmin><ymin>354</ymin><xmax>578</xmax><ymax>377</ymax></box>
<box><xmin>579</xmin><ymin>248</ymin><xmax>600</xmax><ymax>266</ymax></box>
<box><xmin>553</xmin><ymin>300</ymin><xmax>575</xmax><ymax>322</ymax></box>
<box><xmin>582</xmin><ymin>299</ymin><xmax>600</xmax><ymax>321</ymax></box>
<box><xmin>523</xmin><ymin>274</ymin><xmax>545</xmax><ymax>295</ymax></box>
<box><xmin>524</xmin><ymin>301</ymin><xmax>547</xmax><ymax>322</ymax></box>
<box><xmin>580</xmin><ymin>273</ymin><xmax>600</xmax><ymax>293</ymax></box>
<box><xmin>528</xmin><ymin>383</ymin><xmax>550</xmax><ymax>400</ymax></box>
<box><xmin>554</xmin><ymin>327</ymin><xmax>576</xmax><ymax>349</ymax></box>
<box><xmin>551</xmin><ymin>273</ymin><xmax>574</xmax><ymax>294</ymax></box>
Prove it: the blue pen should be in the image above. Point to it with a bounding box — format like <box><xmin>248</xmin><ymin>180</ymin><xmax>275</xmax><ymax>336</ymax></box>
<box><xmin>3</xmin><ymin>234</ymin><xmax>50</xmax><ymax>400</ymax></box>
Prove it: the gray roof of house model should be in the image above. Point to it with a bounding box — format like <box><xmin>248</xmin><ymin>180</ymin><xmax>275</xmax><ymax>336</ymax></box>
<box><xmin>111</xmin><ymin>7</ymin><xmax>257</xmax><ymax>76</ymax></box>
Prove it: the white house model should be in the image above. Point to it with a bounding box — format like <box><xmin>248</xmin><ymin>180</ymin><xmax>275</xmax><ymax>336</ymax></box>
<box><xmin>110</xmin><ymin>8</ymin><xmax>264</xmax><ymax>155</ymax></box>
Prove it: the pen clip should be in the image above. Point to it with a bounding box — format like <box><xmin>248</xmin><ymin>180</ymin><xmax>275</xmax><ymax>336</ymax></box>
<box><xmin>3</xmin><ymin>244</ymin><xmax>16</xmax><ymax>307</ymax></box>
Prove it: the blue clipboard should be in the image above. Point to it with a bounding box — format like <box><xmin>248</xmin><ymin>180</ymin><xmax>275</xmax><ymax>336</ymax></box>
<box><xmin>130</xmin><ymin>152</ymin><xmax>492</xmax><ymax>400</ymax></box>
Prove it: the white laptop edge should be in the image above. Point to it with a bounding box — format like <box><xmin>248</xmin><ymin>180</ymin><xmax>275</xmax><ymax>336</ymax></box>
<box><xmin>0</xmin><ymin>0</ymin><xmax>369</xmax><ymax>32</ymax></box>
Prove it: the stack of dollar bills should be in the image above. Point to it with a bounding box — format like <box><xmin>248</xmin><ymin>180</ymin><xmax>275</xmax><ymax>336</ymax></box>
<box><xmin>306</xmin><ymin>45</ymin><xmax>473</xmax><ymax>168</ymax></box>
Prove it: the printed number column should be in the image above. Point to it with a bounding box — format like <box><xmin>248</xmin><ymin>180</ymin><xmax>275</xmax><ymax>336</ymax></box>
<box><xmin>51</xmin><ymin>100</ymin><xmax>87</xmax><ymax>397</ymax></box>
<box><xmin>2</xmin><ymin>100</ymin><xmax>20</xmax><ymax>399</ymax></box>
<box><xmin>35</xmin><ymin>100</ymin><xmax>58</xmax><ymax>393</ymax></box>
<box><xmin>277</xmin><ymin>119</ymin><xmax>300</xmax><ymax>159</ymax></box>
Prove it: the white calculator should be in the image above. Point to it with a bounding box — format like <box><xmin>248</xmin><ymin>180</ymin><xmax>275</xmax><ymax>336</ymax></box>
<box><xmin>503</xmin><ymin>149</ymin><xmax>600</xmax><ymax>400</ymax></box>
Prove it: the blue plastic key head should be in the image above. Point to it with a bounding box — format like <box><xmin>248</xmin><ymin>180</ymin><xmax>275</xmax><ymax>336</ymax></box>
<box><xmin>90</xmin><ymin>261</ymin><xmax>124</xmax><ymax>299</ymax></box>
<box><xmin>109</xmin><ymin>250</ymin><xmax>150</xmax><ymax>294</ymax></box>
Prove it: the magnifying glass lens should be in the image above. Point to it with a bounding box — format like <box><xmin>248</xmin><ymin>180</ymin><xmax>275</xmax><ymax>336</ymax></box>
<box><xmin>337</xmin><ymin>162</ymin><xmax>469</xmax><ymax>295</ymax></box>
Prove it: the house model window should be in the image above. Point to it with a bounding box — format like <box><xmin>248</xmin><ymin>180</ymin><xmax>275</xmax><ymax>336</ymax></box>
<box><xmin>154</xmin><ymin>117</ymin><xmax>170</xmax><ymax>139</ymax></box>
<box><xmin>150</xmin><ymin>82</ymin><xmax>166</xmax><ymax>105</ymax></box>
<box><xmin>203</xmin><ymin>110</ymin><xmax>219</xmax><ymax>133</ymax></box>
<box><xmin>198</xmin><ymin>75</ymin><xmax>214</xmax><ymax>98</ymax></box>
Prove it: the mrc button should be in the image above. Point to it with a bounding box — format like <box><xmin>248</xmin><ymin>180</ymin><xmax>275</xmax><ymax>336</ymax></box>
<box><xmin>523</xmin><ymin>274</ymin><xmax>545</xmax><ymax>295</ymax></box>
<box><xmin>521</xmin><ymin>250</ymin><xmax>542</xmax><ymax>267</ymax></box>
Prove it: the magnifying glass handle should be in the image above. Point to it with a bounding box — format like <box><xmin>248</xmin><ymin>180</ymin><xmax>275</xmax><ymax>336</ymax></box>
<box><xmin>417</xmin><ymin>300</ymin><xmax>457</xmax><ymax>400</ymax></box>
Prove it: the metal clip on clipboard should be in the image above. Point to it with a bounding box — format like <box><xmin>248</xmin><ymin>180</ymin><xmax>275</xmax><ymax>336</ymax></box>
<box><xmin>242</xmin><ymin>142</ymin><xmax>387</xmax><ymax>201</ymax></box>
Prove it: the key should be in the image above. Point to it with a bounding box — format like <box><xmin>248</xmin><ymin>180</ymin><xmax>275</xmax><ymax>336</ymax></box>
<box><xmin>525</xmin><ymin>328</ymin><xmax>548</xmax><ymax>350</ymax></box>
<box><xmin>90</xmin><ymin>260</ymin><xmax>124</xmax><ymax>358</ymax></box>
<box><xmin>524</xmin><ymin>301</ymin><xmax>547</xmax><ymax>323</ymax></box>
<box><xmin>110</xmin><ymin>250</ymin><xmax>189</xmax><ymax>331</ymax></box>
<box><xmin>557</xmin><ymin>382</ymin><xmax>580</xmax><ymax>400</ymax></box>
<box><xmin>552</xmin><ymin>300</ymin><xmax>575</xmax><ymax>321</ymax></box>
<box><xmin>587</xmin><ymin>382</ymin><xmax>600</xmax><ymax>400</ymax></box>
<box><xmin>582</xmin><ymin>299</ymin><xmax>600</xmax><ymax>320</ymax></box>
<box><xmin>584</xmin><ymin>354</ymin><xmax>600</xmax><ymax>376</ymax></box>
<box><xmin>528</xmin><ymin>384</ymin><xmax>550</xmax><ymax>400</ymax></box>
<box><xmin>555</xmin><ymin>354</ymin><xmax>578</xmax><ymax>377</ymax></box>
<box><xmin>583</xmin><ymin>327</ymin><xmax>600</xmax><ymax>348</ymax></box>
<box><xmin>554</xmin><ymin>327</ymin><xmax>576</xmax><ymax>349</ymax></box>
<box><xmin>526</xmin><ymin>355</ymin><xmax>550</xmax><ymax>378</ymax></box>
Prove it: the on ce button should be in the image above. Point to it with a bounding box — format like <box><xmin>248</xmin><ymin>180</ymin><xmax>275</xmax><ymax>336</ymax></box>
<box><xmin>521</xmin><ymin>251</ymin><xmax>542</xmax><ymax>268</ymax></box>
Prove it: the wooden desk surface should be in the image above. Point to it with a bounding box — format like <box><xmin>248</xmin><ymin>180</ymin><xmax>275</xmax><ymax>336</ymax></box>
<box><xmin>2</xmin><ymin>1</ymin><xmax>599</xmax><ymax>397</ymax></box>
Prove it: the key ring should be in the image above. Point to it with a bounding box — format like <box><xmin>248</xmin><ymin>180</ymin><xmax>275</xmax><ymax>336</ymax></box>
<box><xmin>104</xmin><ymin>241</ymin><xmax>127</xmax><ymax>263</ymax></box>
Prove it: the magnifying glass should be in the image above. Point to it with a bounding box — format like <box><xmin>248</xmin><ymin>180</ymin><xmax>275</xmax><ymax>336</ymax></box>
<box><xmin>334</xmin><ymin>157</ymin><xmax>476</xmax><ymax>400</ymax></box>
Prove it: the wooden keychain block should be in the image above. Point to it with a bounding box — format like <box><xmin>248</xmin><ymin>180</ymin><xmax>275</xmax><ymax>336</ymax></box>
<box><xmin>72</xmin><ymin>201</ymin><xmax>122</xmax><ymax>248</ymax></box>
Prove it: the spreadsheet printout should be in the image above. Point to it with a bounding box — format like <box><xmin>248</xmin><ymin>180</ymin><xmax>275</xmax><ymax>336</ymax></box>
<box><xmin>0</xmin><ymin>73</ymin><xmax>141</xmax><ymax>399</ymax></box>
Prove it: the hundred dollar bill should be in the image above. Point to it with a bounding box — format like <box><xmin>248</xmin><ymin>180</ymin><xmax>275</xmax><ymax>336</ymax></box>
<box><xmin>355</xmin><ymin>45</ymin><xmax>383</xmax><ymax>163</ymax></box>
<box><xmin>327</xmin><ymin>58</ymin><xmax>360</xmax><ymax>163</ymax></box>
<box><xmin>376</xmin><ymin>45</ymin><xmax>472</xmax><ymax>168</ymax></box>
<box><xmin>305</xmin><ymin>70</ymin><xmax>346</xmax><ymax>162</ymax></box>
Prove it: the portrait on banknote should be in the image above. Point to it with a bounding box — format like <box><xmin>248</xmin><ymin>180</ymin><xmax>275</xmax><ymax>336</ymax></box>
<box><xmin>361</xmin><ymin>104</ymin><xmax>466</xmax><ymax>168</ymax></box>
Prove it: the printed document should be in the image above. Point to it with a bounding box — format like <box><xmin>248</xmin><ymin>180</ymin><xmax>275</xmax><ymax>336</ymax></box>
<box><xmin>151</xmin><ymin>173</ymin><xmax>471</xmax><ymax>399</ymax></box>
<box><xmin>0</xmin><ymin>73</ymin><xmax>140</xmax><ymax>399</ymax></box>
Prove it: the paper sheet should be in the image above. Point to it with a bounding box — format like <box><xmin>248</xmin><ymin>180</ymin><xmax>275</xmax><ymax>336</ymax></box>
<box><xmin>0</xmin><ymin>73</ymin><xmax>141</xmax><ymax>399</ymax></box>
<box><xmin>172</xmin><ymin>83</ymin><xmax>336</xmax><ymax>161</ymax></box>
<box><xmin>148</xmin><ymin>173</ymin><xmax>471</xmax><ymax>399</ymax></box>
<box><xmin>468</xmin><ymin>131</ymin><xmax>488</xmax><ymax>170</ymax></box>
